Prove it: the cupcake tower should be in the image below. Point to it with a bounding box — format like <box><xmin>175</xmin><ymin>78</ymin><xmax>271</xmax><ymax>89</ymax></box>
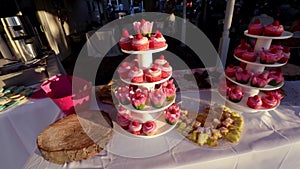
<box><xmin>220</xmin><ymin>19</ymin><xmax>293</xmax><ymax>112</ymax></box>
<box><xmin>114</xmin><ymin>19</ymin><xmax>180</xmax><ymax>137</ymax></box>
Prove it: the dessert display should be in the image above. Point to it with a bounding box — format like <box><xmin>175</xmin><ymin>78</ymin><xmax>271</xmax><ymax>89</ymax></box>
<box><xmin>221</xmin><ymin>20</ymin><xmax>292</xmax><ymax>112</ymax></box>
<box><xmin>177</xmin><ymin>104</ymin><xmax>244</xmax><ymax>147</ymax></box>
<box><xmin>37</xmin><ymin>111</ymin><xmax>113</xmax><ymax>164</ymax></box>
<box><xmin>113</xmin><ymin>19</ymin><xmax>179</xmax><ymax>138</ymax></box>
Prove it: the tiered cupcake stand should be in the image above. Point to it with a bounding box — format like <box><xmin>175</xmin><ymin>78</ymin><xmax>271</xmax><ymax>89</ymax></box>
<box><xmin>114</xmin><ymin>44</ymin><xmax>178</xmax><ymax>138</ymax></box>
<box><xmin>222</xmin><ymin>30</ymin><xmax>293</xmax><ymax>112</ymax></box>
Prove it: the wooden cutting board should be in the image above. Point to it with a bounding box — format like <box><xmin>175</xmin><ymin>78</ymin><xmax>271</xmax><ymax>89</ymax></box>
<box><xmin>37</xmin><ymin>111</ymin><xmax>113</xmax><ymax>164</ymax></box>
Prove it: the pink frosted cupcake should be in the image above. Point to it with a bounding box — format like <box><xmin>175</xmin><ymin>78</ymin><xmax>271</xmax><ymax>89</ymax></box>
<box><xmin>263</xmin><ymin>89</ymin><xmax>284</xmax><ymax>101</ymax></box>
<box><xmin>225</xmin><ymin>64</ymin><xmax>242</xmax><ymax>77</ymax></box>
<box><xmin>142</xmin><ymin>121</ymin><xmax>157</xmax><ymax>136</ymax></box>
<box><xmin>145</xmin><ymin>65</ymin><xmax>162</xmax><ymax>82</ymax></box>
<box><xmin>268</xmin><ymin>70</ymin><xmax>284</xmax><ymax>86</ymax></box>
<box><xmin>118</xmin><ymin>62</ymin><xmax>131</xmax><ymax>79</ymax></box>
<box><xmin>115</xmin><ymin>86</ymin><xmax>130</xmax><ymax>105</ymax></box>
<box><xmin>162</xmin><ymin>79</ymin><xmax>176</xmax><ymax>101</ymax></box>
<box><xmin>242</xmin><ymin>49</ymin><xmax>257</xmax><ymax>62</ymax></box>
<box><xmin>260</xmin><ymin>48</ymin><xmax>283</xmax><ymax>64</ymax></box>
<box><xmin>228</xmin><ymin>87</ymin><xmax>244</xmax><ymax>103</ymax></box>
<box><xmin>130</xmin><ymin>88</ymin><xmax>148</xmax><ymax>110</ymax></box>
<box><xmin>247</xmin><ymin>95</ymin><xmax>262</xmax><ymax>109</ymax></box>
<box><xmin>235</xmin><ymin>69</ymin><xmax>253</xmax><ymax>84</ymax></box>
<box><xmin>165</xmin><ymin>103</ymin><xmax>181</xmax><ymax>125</ymax></box>
<box><xmin>261</xmin><ymin>95</ymin><xmax>278</xmax><ymax>108</ymax></box>
<box><xmin>149</xmin><ymin>88</ymin><xmax>166</xmax><ymax>108</ymax></box>
<box><xmin>154</xmin><ymin>55</ymin><xmax>168</xmax><ymax>67</ymax></box>
<box><xmin>119</xmin><ymin>29</ymin><xmax>132</xmax><ymax>51</ymax></box>
<box><xmin>129</xmin><ymin>120</ymin><xmax>142</xmax><ymax>135</ymax></box>
<box><xmin>278</xmin><ymin>47</ymin><xmax>290</xmax><ymax>63</ymax></box>
<box><xmin>161</xmin><ymin>62</ymin><xmax>172</xmax><ymax>79</ymax></box>
<box><xmin>132</xmin><ymin>34</ymin><xmax>149</xmax><ymax>51</ymax></box>
<box><xmin>128</xmin><ymin>66</ymin><xmax>144</xmax><ymax>83</ymax></box>
<box><xmin>149</xmin><ymin>30</ymin><xmax>166</xmax><ymax>49</ymax></box>
<box><xmin>118</xmin><ymin>105</ymin><xmax>131</xmax><ymax>116</ymax></box>
<box><xmin>251</xmin><ymin>72</ymin><xmax>270</xmax><ymax>88</ymax></box>
<box><xmin>117</xmin><ymin>113</ymin><xmax>131</xmax><ymax>130</ymax></box>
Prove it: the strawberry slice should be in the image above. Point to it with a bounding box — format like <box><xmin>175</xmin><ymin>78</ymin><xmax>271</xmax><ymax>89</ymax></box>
<box><xmin>122</xmin><ymin>29</ymin><xmax>130</xmax><ymax>37</ymax></box>
<box><xmin>136</xmin><ymin>34</ymin><xmax>143</xmax><ymax>40</ymax></box>
<box><xmin>273</xmin><ymin>20</ymin><xmax>280</xmax><ymax>26</ymax></box>
<box><xmin>159</xmin><ymin>55</ymin><xmax>165</xmax><ymax>59</ymax></box>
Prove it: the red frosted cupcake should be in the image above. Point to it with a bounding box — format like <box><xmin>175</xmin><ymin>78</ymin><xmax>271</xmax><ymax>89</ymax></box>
<box><xmin>242</xmin><ymin>49</ymin><xmax>257</xmax><ymax>62</ymax></box>
<box><xmin>165</xmin><ymin>103</ymin><xmax>181</xmax><ymax>125</ymax></box>
<box><xmin>261</xmin><ymin>95</ymin><xmax>278</xmax><ymax>108</ymax></box>
<box><xmin>225</xmin><ymin>64</ymin><xmax>242</xmax><ymax>78</ymax></box>
<box><xmin>119</xmin><ymin>29</ymin><xmax>132</xmax><ymax>50</ymax></box>
<box><xmin>251</xmin><ymin>72</ymin><xmax>270</xmax><ymax>88</ymax></box>
<box><xmin>145</xmin><ymin>65</ymin><xmax>162</xmax><ymax>82</ymax></box>
<box><xmin>235</xmin><ymin>69</ymin><xmax>253</xmax><ymax>84</ymax></box>
<box><xmin>247</xmin><ymin>95</ymin><xmax>262</xmax><ymax>109</ymax></box>
<box><xmin>234</xmin><ymin>39</ymin><xmax>252</xmax><ymax>58</ymax></box>
<box><xmin>248</xmin><ymin>19</ymin><xmax>264</xmax><ymax>35</ymax></box>
<box><xmin>162</xmin><ymin>79</ymin><xmax>176</xmax><ymax>101</ymax></box>
<box><xmin>149</xmin><ymin>30</ymin><xmax>166</xmax><ymax>49</ymax></box>
<box><xmin>142</xmin><ymin>121</ymin><xmax>157</xmax><ymax>136</ymax></box>
<box><xmin>132</xmin><ymin>34</ymin><xmax>149</xmax><ymax>51</ymax></box>
<box><xmin>117</xmin><ymin>62</ymin><xmax>131</xmax><ymax>79</ymax></box>
<box><xmin>128</xmin><ymin>66</ymin><xmax>144</xmax><ymax>83</ymax></box>
<box><xmin>228</xmin><ymin>87</ymin><xmax>244</xmax><ymax>103</ymax></box>
<box><xmin>264</xmin><ymin>20</ymin><xmax>284</xmax><ymax>37</ymax></box>
<box><xmin>128</xmin><ymin>120</ymin><xmax>142</xmax><ymax>135</ymax></box>
<box><xmin>161</xmin><ymin>62</ymin><xmax>172</xmax><ymax>79</ymax></box>
<box><xmin>263</xmin><ymin>89</ymin><xmax>284</xmax><ymax>101</ymax></box>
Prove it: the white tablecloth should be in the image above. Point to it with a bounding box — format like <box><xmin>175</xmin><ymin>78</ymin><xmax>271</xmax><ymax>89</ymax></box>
<box><xmin>22</xmin><ymin>80</ymin><xmax>300</xmax><ymax>169</ymax></box>
<box><xmin>0</xmin><ymin>97</ymin><xmax>60</xmax><ymax>169</ymax></box>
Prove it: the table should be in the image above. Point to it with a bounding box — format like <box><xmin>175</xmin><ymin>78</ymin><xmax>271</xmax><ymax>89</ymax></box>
<box><xmin>0</xmin><ymin>97</ymin><xmax>60</xmax><ymax>169</ymax></box>
<box><xmin>22</xmin><ymin>75</ymin><xmax>300</xmax><ymax>169</ymax></box>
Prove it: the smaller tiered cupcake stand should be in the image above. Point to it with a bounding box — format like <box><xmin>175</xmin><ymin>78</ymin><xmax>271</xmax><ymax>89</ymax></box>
<box><xmin>114</xmin><ymin>44</ymin><xmax>178</xmax><ymax>138</ymax></box>
<box><xmin>222</xmin><ymin>30</ymin><xmax>293</xmax><ymax>112</ymax></box>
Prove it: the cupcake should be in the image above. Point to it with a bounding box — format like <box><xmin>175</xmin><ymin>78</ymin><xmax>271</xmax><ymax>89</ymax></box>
<box><xmin>268</xmin><ymin>70</ymin><xmax>284</xmax><ymax>86</ymax></box>
<box><xmin>149</xmin><ymin>30</ymin><xmax>166</xmax><ymax>49</ymax></box>
<box><xmin>117</xmin><ymin>113</ymin><xmax>131</xmax><ymax>130</ymax></box>
<box><xmin>264</xmin><ymin>20</ymin><xmax>284</xmax><ymax>37</ymax></box>
<box><xmin>132</xmin><ymin>34</ymin><xmax>149</xmax><ymax>51</ymax></box>
<box><xmin>142</xmin><ymin>121</ymin><xmax>157</xmax><ymax>136</ymax></box>
<box><xmin>247</xmin><ymin>95</ymin><xmax>262</xmax><ymax>109</ymax></box>
<box><xmin>228</xmin><ymin>87</ymin><xmax>244</xmax><ymax>103</ymax></box>
<box><xmin>260</xmin><ymin>48</ymin><xmax>283</xmax><ymax>64</ymax></box>
<box><xmin>149</xmin><ymin>88</ymin><xmax>166</xmax><ymax>108</ymax></box>
<box><xmin>133</xmin><ymin>19</ymin><xmax>154</xmax><ymax>36</ymax></box>
<box><xmin>263</xmin><ymin>89</ymin><xmax>284</xmax><ymax>101</ymax></box>
<box><xmin>145</xmin><ymin>65</ymin><xmax>162</xmax><ymax>82</ymax></box>
<box><xmin>278</xmin><ymin>47</ymin><xmax>290</xmax><ymax>63</ymax></box>
<box><xmin>225</xmin><ymin>64</ymin><xmax>242</xmax><ymax>78</ymax></box>
<box><xmin>128</xmin><ymin>66</ymin><xmax>144</xmax><ymax>83</ymax></box>
<box><xmin>154</xmin><ymin>55</ymin><xmax>167</xmax><ymax>67</ymax></box>
<box><xmin>115</xmin><ymin>86</ymin><xmax>130</xmax><ymax>105</ymax></box>
<box><xmin>117</xmin><ymin>62</ymin><xmax>131</xmax><ymax>79</ymax></box>
<box><xmin>242</xmin><ymin>49</ymin><xmax>257</xmax><ymax>62</ymax></box>
<box><xmin>261</xmin><ymin>95</ymin><xmax>278</xmax><ymax>108</ymax></box>
<box><xmin>128</xmin><ymin>120</ymin><xmax>142</xmax><ymax>135</ymax></box>
<box><xmin>165</xmin><ymin>103</ymin><xmax>181</xmax><ymax>125</ymax></box>
<box><xmin>130</xmin><ymin>88</ymin><xmax>148</xmax><ymax>110</ymax></box>
<box><xmin>161</xmin><ymin>62</ymin><xmax>172</xmax><ymax>79</ymax></box>
<box><xmin>234</xmin><ymin>39</ymin><xmax>252</xmax><ymax>58</ymax></box>
<box><xmin>118</xmin><ymin>105</ymin><xmax>131</xmax><ymax>115</ymax></box>
<box><xmin>248</xmin><ymin>19</ymin><xmax>264</xmax><ymax>35</ymax></box>
<box><xmin>235</xmin><ymin>69</ymin><xmax>253</xmax><ymax>84</ymax></box>
<box><xmin>270</xmin><ymin>42</ymin><xmax>284</xmax><ymax>51</ymax></box>
<box><xmin>250</xmin><ymin>72</ymin><xmax>270</xmax><ymax>88</ymax></box>
<box><xmin>162</xmin><ymin>79</ymin><xmax>176</xmax><ymax>101</ymax></box>
<box><xmin>119</xmin><ymin>29</ymin><xmax>132</xmax><ymax>51</ymax></box>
